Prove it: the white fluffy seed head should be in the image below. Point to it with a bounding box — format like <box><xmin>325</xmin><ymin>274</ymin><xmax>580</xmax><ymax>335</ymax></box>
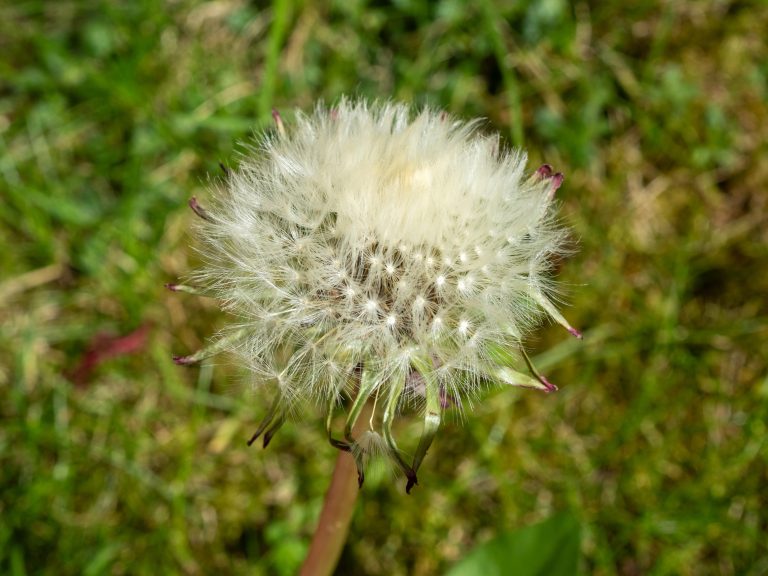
<box><xmin>193</xmin><ymin>98</ymin><xmax>570</xmax><ymax>408</ymax></box>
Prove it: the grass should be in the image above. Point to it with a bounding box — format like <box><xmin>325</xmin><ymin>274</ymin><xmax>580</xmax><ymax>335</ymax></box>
<box><xmin>1</xmin><ymin>0</ymin><xmax>767</xmax><ymax>574</ymax></box>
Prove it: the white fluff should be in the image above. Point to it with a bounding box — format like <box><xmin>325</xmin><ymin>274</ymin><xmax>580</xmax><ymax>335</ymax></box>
<box><xmin>191</xmin><ymin>98</ymin><xmax>572</xmax><ymax>410</ymax></box>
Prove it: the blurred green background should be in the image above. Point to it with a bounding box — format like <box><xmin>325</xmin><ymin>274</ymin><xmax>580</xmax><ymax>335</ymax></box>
<box><xmin>1</xmin><ymin>0</ymin><xmax>767</xmax><ymax>574</ymax></box>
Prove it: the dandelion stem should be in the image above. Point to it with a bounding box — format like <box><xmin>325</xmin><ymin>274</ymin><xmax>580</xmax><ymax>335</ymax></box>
<box><xmin>300</xmin><ymin>403</ymin><xmax>371</xmax><ymax>576</ymax></box>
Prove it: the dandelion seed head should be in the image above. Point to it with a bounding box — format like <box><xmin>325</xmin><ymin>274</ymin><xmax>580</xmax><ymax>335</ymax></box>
<box><xmin>181</xmin><ymin>97</ymin><xmax>579</xmax><ymax>491</ymax></box>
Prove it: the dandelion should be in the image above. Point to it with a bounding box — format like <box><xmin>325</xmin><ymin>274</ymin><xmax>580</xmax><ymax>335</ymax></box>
<box><xmin>170</xmin><ymin>98</ymin><xmax>580</xmax><ymax>493</ymax></box>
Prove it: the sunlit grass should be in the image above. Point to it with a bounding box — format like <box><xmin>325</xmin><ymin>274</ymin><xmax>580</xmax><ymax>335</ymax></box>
<box><xmin>1</xmin><ymin>1</ymin><xmax>766</xmax><ymax>575</ymax></box>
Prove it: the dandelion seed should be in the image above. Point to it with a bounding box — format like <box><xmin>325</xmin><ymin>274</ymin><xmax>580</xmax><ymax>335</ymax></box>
<box><xmin>170</xmin><ymin>98</ymin><xmax>580</xmax><ymax>492</ymax></box>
